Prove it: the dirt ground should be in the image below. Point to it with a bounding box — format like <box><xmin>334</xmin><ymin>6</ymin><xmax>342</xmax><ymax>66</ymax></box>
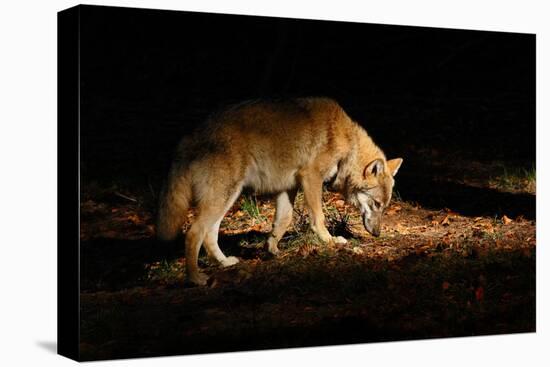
<box><xmin>79</xmin><ymin>159</ymin><xmax>535</xmax><ymax>361</ymax></box>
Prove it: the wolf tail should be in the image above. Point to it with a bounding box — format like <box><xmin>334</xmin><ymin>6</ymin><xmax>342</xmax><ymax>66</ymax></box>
<box><xmin>156</xmin><ymin>171</ymin><xmax>192</xmax><ymax>241</ymax></box>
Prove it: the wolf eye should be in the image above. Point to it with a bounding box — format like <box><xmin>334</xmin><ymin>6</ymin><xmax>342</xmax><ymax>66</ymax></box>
<box><xmin>374</xmin><ymin>200</ymin><xmax>382</xmax><ymax>209</ymax></box>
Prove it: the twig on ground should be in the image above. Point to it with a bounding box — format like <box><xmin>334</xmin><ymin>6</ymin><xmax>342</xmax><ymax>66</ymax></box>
<box><xmin>114</xmin><ymin>191</ymin><xmax>138</xmax><ymax>203</ymax></box>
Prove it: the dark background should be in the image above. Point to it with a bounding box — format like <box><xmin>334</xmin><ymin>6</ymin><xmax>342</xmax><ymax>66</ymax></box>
<box><xmin>79</xmin><ymin>5</ymin><xmax>535</xmax><ymax>214</ymax></box>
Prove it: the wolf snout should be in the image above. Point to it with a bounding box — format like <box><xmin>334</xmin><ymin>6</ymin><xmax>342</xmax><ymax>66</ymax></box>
<box><xmin>363</xmin><ymin>217</ymin><xmax>381</xmax><ymax>237</ymax></box>
<box><xmin>365</xmin><ymin>225</ymin><xmax>380</xmax><ymax>237</ymax></box>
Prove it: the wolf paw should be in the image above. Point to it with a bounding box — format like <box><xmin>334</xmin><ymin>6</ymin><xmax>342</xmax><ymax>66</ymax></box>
<box><xmin>221</xmin><ymin>256</ymin><xmax>239</xmax><ymax>267</ymax></box>
<box><xmin>266</xmin><ymin>242</ymin><xmax>280</xmax><ymax>256</ymax></box>
<box><xmin>333</xmin><ymin>236</ymin><xmax>348</xmax><ymax>244</ymax></box>
<box><xmin>187</xmin><ymin>272</ymin><xmax>209</xmax><ymax>286</ymax></box>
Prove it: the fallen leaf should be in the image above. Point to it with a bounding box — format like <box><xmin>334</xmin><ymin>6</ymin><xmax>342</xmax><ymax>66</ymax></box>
<box><xmin>352</xmin><ymin>247</ymin><xmax>364</xmax><ymax>255</ymax></box>
<box><xmin>386</xmin><ymin>205</ymin><xmax>402</xmax><ymax>216</ymax></box>
<box><xmin>475</xmin><ymin>286</ymin><xmax>484</xmax><ymax>302</ymax></box>
<box><xmin>441</xmin><ymin>215</ymin><xmax>450</xmax><ymax>226</ymax></box>
<box><xmin>394</xmin><ymin>224</ymin><xmax>410</xmax><ymax>234</ymax></box>
<box><xmin>444</xmin><ymin>208</ymin><xmax>459</xmax><ymax>216</ymax></box>
<box><xmin>127</xmin><ymin>214</ymin><xmax>141</xmax><ymax>224</ymax></box>
<box><xmin>502</xmin><ymin>215</ymin><xmax>513</xmax><ymax>225</ymax></box>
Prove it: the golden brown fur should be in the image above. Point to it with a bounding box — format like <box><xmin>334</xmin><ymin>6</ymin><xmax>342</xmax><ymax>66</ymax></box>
<box><xmin>157</xmin><ymin>97</ymin><xmax>403</xmax><ymax>285</ymax></box>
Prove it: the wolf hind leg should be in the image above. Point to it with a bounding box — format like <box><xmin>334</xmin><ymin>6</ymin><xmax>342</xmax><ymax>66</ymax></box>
<box><xmin>203</xmin><ymin>186</ymin><xmax>243</xmax><ymax>267</ymax></box>
<box><xmin>266</xmin><ymin>189</ymin><xmax>297</xmax><ymax>255</ymax></box>
<box><xmin>184</xmin><ymin>219</ymin><xmax>211</xmax><ymax>286</ymax></box>
<box><xmin>185</xmin><ymin>182</ymin><xmax>242</xmax><ymax>285</ymax></box>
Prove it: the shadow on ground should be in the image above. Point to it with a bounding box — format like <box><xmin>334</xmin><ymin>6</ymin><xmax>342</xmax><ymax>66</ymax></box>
<box><xmin>80</xmin><ymin>238</ymin><xmax>535</xmax><ymax>361</ymax></box>
<box><xmin>397</xmin><ymin>168</ymin><xmax>535</xmax><ymax>220</ymax></box>
<box><xmin>82</xmin><ymin>231</ymin><xmax>281</xmax><ymax>291</ymax></box>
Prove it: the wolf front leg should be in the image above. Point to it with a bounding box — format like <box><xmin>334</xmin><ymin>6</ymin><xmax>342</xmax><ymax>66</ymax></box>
<box><xmin>266</xmin><ymin>189</ymin><xmax>297</xmax><ymax>255</ymax></box>
<box><xmin>299</xmin><ymin>171</ymin><xmax>347</xmax><ymax>244</ymax></box>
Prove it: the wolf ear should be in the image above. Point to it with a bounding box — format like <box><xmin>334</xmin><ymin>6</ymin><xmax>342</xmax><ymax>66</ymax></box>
<box><xmin>387</xmin><ymin>158</ymin><xmax>403</xmax><ymax>177</ymax></box>
<box><xmin>363</xmin><ymin>159</ymin><xmax>385</xmax><ymax>179</ymax></box>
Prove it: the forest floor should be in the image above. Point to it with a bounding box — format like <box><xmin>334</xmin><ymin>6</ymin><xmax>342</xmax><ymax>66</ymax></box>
<box><xmin>79</xmin><ymin>157</ymin><xmax>535</xmax><ymax>361</ymax></box>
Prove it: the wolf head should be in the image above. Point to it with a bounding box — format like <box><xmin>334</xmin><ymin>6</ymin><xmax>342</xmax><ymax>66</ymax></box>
<box><xmin>351</xmin><ymin>158</ymin><xmax>403</xmax><ymax>237</ymax></box>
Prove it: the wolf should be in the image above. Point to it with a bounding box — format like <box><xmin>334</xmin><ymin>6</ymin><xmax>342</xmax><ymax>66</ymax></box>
<box><xmin>157</xmin><ymin>97</ymin><xmax>403</xmax><ymax>285</ymax></box>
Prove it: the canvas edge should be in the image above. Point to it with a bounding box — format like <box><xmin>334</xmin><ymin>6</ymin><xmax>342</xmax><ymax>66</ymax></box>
<box><xmin>57</xmin><ymin>4</ymin><xmax>81</xmax><ymax>362</ymax></box>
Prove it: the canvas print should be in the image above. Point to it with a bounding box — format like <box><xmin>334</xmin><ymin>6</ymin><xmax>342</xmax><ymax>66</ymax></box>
<box><xmin>58</xmin><ymin>4</ymin><xmax>535</xmax><ymax>361</ymax></box>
